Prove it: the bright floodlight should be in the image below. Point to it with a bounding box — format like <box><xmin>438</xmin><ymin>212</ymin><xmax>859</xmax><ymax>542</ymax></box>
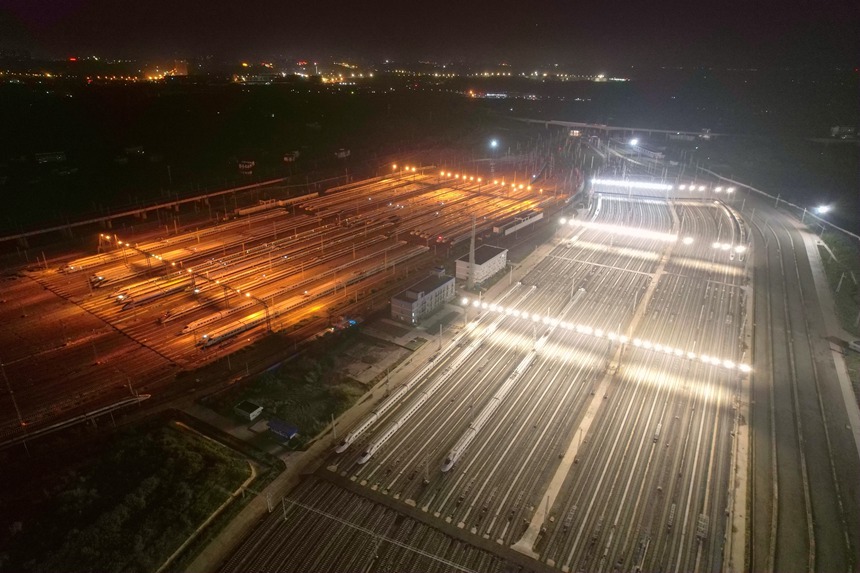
<box><xmin>490</xmin><ymin>139</ymin><xmax>498</xmax><ymax>148</ymax></box>
<box><xmin>591</xmin><ymin>179</ymin><xmax>672</xmax><ymax>192</ymax></box>
<box><xmin>682</xmin><ymin>236</ymin><xmax>694</xmax><ymax>245</ymax></box>
<box><xmin>560</xmin><ymin>217</ymin><xmax>567</xmax><ymax>225</ymax></box>
<box><xmin>461</xmin><ymin>297</ymin><xmax>469</xmax><ymax>305</ymax></box>
<box><xmin>734</xmin><ymin>245</ymin><xmax>747</xmax><ymax>253</ymax></box>
<box><xmin>815</xmin><ymin>205</ymin><xmax>831</xmax><ymax>214</ymax></box>
<box><xmin>629</xmin><ymin>138</ymin><xmax>639</xmax><ymax>146</ymax></box>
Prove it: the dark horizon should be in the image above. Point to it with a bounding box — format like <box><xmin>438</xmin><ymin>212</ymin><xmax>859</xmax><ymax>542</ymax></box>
<box><xmin>1</xmin><ymin>0</ymin><xmax>858</xmax><ymax>69</ymax></box>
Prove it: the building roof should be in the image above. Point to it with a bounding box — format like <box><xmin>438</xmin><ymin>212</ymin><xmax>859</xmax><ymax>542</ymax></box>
<box><xmin>457</xmin><ymin>245</ymin><xmax>507</xmax><ymax>266</ymax></box>
<box><xmin>393</xmin><ymin>274</ymin><xmax>454</xmax><ymax>302</ymax></box>
<box><xmin>234</xmin><ymin>400</ymin><xmax>262</xmax><ymax>414</ymax></box>
<box><xmin>267</xmin><ymin>418</ymin><xmax>299</xmax><ymax>440</ymax></box>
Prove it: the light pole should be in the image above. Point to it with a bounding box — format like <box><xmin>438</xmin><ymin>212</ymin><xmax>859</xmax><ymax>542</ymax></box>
<box><xmin>1</xmin><ymin>359</ymin><xmax>29</xmax><ymax>454</ymax></box>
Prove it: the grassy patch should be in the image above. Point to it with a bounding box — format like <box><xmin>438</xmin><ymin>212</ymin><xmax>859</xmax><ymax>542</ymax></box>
<box><xmin>844</xmin><ymin>351</ymin><xmax>860</xmax><ymax>411</ymax></box>
<box><xmin>819</xmin><ymin>249</ymin><xmax>860</xmax><ymax>448</ymax></box>
<box><xmin>1</xmin><ymin>423</ymin><xmax>250</xmax><ymax>573</ymax></box>
<box><xmin>205</xmin><ymin>330</ymin><xmax>368</xmax><ymax>448</ymax></box>
<box><xmin>819</xmin><ymin>231</ymin><xmax>860</xmax><ymax>337</ymax></box>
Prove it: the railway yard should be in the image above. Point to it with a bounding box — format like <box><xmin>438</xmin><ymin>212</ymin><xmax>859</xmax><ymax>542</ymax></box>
<box><xmin>2</xmin><ymin>142</ymin><xmax>858</xmax><ymax>573</ymax></box>
<box><xmin>218</xmin><ymin>171</ymin><xmax>859</xmax><ymax>572</ymax></box>
<box><xmin>222</xmin><ymin>184</ymin><xmax>753</xmax><ymax>572</ymax></box>
<box><xmin>0</xmin><ymin>167</ymin><xmax>563</xmax><ymax>444</ymax></box>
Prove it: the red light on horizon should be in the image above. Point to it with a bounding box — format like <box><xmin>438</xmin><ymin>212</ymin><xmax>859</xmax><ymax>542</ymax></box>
<box><xmin>69</xmin><ymin>57</ymin><xmax>77</xmax><ymax>62</ymax></box>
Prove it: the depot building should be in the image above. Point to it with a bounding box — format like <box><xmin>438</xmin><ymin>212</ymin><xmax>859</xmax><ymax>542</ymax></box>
<box><xmin>456</xmin><ymin>245</ymin><xmax>508</xmax><ymax>285</ymax></box>
<box><xmin>391</xmin><ymin>272</ymin><xmax>456</xmax><ymax>325</ymax></box>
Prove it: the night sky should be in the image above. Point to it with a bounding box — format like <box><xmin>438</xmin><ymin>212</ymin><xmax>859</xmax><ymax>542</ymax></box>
<box><xmin>1</xmin><ymin>0</ymin><xmax>857</xmax><ymax>68</ymax></box>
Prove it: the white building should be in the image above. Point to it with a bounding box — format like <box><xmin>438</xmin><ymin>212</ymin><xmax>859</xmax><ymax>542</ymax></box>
<box><xmin>456</xmin><ymin>245</ymin><xmax>507</xmax><ymax>285</ymax></box>
<box><xmin>391</xmin><ymin>274</ymin><xmax>455</xmax><ymax>324</ymax></box>
<box><xmin>234</xmin><ymin>400</ymin><xmax>263</xmax><ymax>421</ymax></box>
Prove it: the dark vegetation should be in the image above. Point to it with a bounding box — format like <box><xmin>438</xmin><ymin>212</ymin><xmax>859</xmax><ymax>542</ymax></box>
<box><xmin>205</xmin><ymin>328</ymin><xmax>368</xmax><ymax>448</ymax></box>
<box><xmin>819</xmin><ymin>231</ymin><xmax>860</xmax><ymax>338</ymax></box>
<box><xmin>0</xmin><ymin>422</ymin><xmax>250</xmax><ymax>573</ymax></box>
<box><xmin>691</xmin><ymin>136</ymin><xmax>859</xmax><ymax>232</ymax></box>
<box><xmin>819</xmin><ymin>231</ymin><xmax>860</xmax><ymax>410</ymax></box>
<box><xmin>1</xmin><ymin>67</ymin><xmax>855</xmax><ymax>234</ymax></box>
<box><xmin>0</xmin><ymin>79</ymin><xmax>490</xmax><ymax>233</ymax></box>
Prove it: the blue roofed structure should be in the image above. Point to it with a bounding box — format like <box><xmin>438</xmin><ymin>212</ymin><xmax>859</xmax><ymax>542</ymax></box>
<box><xmin>267</xmin><ymin>418</ymin><xmax>299</xmax><ymax>441</ymax></box>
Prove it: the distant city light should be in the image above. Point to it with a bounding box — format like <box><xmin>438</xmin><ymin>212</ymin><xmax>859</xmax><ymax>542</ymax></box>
<box><xmin>629</xmin><ymin>138</ymin><xmax>639</xmax><ymax>146</ymax></box>
<box><xmin>490</xmin><ymin>139</ymin><xmax>498</xmax><ymax>148</ymax></box>
<box><xmin>815</xmin><ymin>205</ymin><xmax>831</xmax><ymax>214</ymax></box>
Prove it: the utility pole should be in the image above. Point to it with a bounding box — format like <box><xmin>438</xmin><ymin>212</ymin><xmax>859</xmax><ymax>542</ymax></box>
<box><xmin>1</xmin><ymin>359</ymin><xmax>29</xmax><ymax>455</ymax></box>
<box><xmin>467</xmin><ymin>216</ymin><xmax>476</xmax><ymax>290</ymax></box>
